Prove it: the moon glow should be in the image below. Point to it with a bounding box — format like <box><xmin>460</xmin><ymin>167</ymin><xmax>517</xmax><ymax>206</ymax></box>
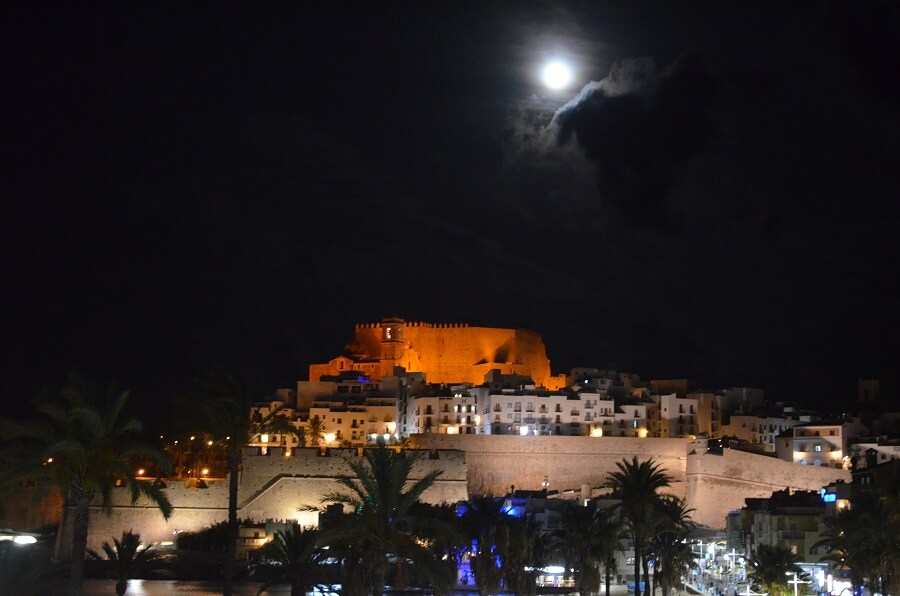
<box><xmin>541</xmin><ymin>60</ymin><xmax>573</xmax><ymax>90</ymax></box>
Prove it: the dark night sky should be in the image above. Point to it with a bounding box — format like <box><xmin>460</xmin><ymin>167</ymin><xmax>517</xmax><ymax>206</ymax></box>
<box><xmin>2</xmin><ymin>2</ymin><xmax>899</xmax><ymax>432</ymax></box>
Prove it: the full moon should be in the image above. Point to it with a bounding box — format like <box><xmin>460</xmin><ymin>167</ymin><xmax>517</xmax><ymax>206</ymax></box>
<box><xmin>541</xmin><ymin>60</ymin><xmax>573</xmax><ymax>90</ymax></box>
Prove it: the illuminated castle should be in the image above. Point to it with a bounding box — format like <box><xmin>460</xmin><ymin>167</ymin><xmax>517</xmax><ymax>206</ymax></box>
<box><xmin>308</xmin><ymin>317</ymin><xmax>565</xmax><ymax>390</ymax></box>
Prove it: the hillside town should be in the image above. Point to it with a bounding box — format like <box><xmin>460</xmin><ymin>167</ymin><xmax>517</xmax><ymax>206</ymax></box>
<box><xmin>251</xmin><ymin>319</ymin><xmax>896</xmax><ymax>468</ymax></box>
<box><xmin>2</xmin><ymin>318</ymin><xmax>898</xmax><ymax>596</ymax></box>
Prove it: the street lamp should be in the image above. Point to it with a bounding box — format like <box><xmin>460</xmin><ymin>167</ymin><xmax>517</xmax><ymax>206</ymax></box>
<box><xmin>725</xmin><ymin>549</ymin><xmax>742</xmax><ymax>586</ymax></box>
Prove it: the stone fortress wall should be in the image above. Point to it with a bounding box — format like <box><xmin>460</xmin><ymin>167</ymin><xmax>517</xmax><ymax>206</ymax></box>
<box><xmin>407</xmin><ymin>434</ymin><xmax>691</xmax><ymax>500</ymax></box>
<box><xmin>58</xmin><ymin>447</ymin><xmax>468</xmax><ymax>558</ymax></box>
<box><xmin>54</xmin><ymin>437</ymin><xmax>849</xmax><ymax>557</ymax></box>
<box><xmin>407</xmin><ymin>434</ymin><xmax>850</xmax><ymax>528</ymax></box>
<box><xmin>685</xmin><ymin>446</ymin><xmax>850</xmax><ymax>529</ymax></box>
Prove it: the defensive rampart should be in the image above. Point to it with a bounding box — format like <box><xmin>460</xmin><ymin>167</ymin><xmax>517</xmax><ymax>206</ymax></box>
<box><xmin>44</xmin><ymin>439</ymin><xmax>853</xmax><ymax>558</ymax></box>
<box><xmin>685</xmin><ymin>447</ymin><xmax>850</xmax><ymax>528</ymax></box>
<box><xmin>57</xmin><ymin>447</ymin><xmax>467</xmax><ymax>559</ymax></box>
<box><xmin>405</xmin><ymin>435</ymin><xmax>849</xmax><ymax>528</ymax></box>
<box><xmin>406</xmin><ymin>434</ymin><xmax>692</xmax><ymax>498</ymax></box>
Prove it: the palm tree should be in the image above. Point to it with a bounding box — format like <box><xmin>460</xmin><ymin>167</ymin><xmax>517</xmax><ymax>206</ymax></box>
<box><xmin>469</xmin><ymin>523</ymin><xmax>506</xmax><ymax>596</ymax></box>
<box><xmin>321</xmin><ymin>446</ymin><xmax>450</xmax><ymax>596</ymax></box>
<box><xmin>503</xmin><ymin>514</ymin><xmax>549</xmax><ymax>596</ymax></box>
<box><xmin>87</xmin><ymin>530</ymin><xmax>163</xmax><ymax>596</ymax></box>
<box><xmin>606</xmin><ymin>457</ymin><xmax>673</xmax><ymax>596</ymax></box>
<box><xmin>0</xmin><ymin>372</ymin><xmax>172</xmax><ymax>596</ymax></box>
<box><xmin>556</xmin><ymin>500</ymin><xmax>604</xmax><ymax>595</ymax></box>
<box><xmin>405</xmin><ymin>501</ymin><xmax>466</xmax><ymax>590</ymax></box>
<box><xmin>648</xmin><ymin>496</ymin><xmax>695</xmax><ymax>596</ymax></box>
<box><xmin>307</xmin><ymin>416</ymin><xmax>326</xmax><ymax>447</ymax></box>
<box><xmin>747</xmin><ymin>544</ymin><xmax>804</xmax><ymax>596</ymax></box>
<box><xmin>594</xmin><ymin>505</ymin><xmax>623</xmax><ymax>596</ymax></box>
<box><xmin>460</xmin><ymin>496</ymin><xmax>508</xmax><ymax>596</ymax></box>
<box><xmin>255</xmin><ymin>525</ymin><xmax>327</xmax><ymax>596</ymax></box>
<box><xmin>180</xmin><ymin>368</ymin><xmax>302</xmax><ymax>596</ymax></box>
<box><xmin>816</xmin><ymin>488</ymin><xmax>900</xmax><ymax>595</ymax></box>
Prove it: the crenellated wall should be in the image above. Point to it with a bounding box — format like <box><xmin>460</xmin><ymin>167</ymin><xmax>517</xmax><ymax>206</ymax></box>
<box><xmin>311</xmin><ymin>320</ymin><xmax>561</xmax><ymax>389</ymax></box>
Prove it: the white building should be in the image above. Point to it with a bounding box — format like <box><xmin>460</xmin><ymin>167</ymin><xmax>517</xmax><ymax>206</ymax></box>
<box><xmin>775</xmin><ymin>420</ymin><xmax>868</xmax><ymax>469</ymax></box>
<box><xmin>657</xmin><ymin>393</ymin><xmax>700</xmax><ymax>438</ymax></box>
<box><xmin>610</xmin><ymin>401</ymin><xmax>657</xmax><ymax>438</ymax></box>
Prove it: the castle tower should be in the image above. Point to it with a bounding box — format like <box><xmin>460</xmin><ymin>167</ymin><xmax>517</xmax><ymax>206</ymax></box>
<box><xmin>380</xmin><ymin>317</ymin><xmax>406</xmax><ymax>363</ymax></box>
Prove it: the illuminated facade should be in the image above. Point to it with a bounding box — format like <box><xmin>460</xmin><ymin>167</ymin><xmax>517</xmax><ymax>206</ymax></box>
<box><xmin>775</xmin><ymin>421</ymin><xmax>867</xmax><ymax>469</ymax></box>
<box><xmin>721</xmin><ymin>412</ymin><xmax>799</xmax><ymax>452</ymax></box>
<box><xmin>308</xmin><ymin>317</ymin><xmax>565</xmax><ymax>390</ymax></box>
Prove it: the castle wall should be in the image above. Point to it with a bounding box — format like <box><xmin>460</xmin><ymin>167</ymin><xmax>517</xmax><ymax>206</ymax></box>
<box><xmin>59</xmin><ymin>448</ymin><xmax>468</xmax><ymax>559</ymax></box>
<box><xmin>406</xmin><ymin>435</ymin><xmax>850</xmax><ymax>529</ymax></box>
<box><xmin>685</xmin><ymin>447</ymin><xmax>849</xmax><ymax>529</ymax></box>
<box><xmin>406</xmin><ymin>434</ymin><xmax>692</xmax><ymax>500</ymax></box>
<box><xmin>315</xmin><ymin>321</ymin><xmax>558</xmax><ymax>388</ymax></box>
<box><xmin>0</xmin><ymin>488</ymin><xmax>63</xmax><ymax>530</ymax></box>
<box><xmin>52</xmin><ymin>440</ymin><xmax>851</xmax><ymax>559</ymax></box>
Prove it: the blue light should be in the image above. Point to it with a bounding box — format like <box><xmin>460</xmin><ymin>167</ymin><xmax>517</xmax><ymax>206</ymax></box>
<box><xmin>500</xmin><ymin>503</ymin><xmax>525</xmax><ymax>518</ymax></box>
<box><xmin>822</xmin><ymin>493</ymin><xmax>836</xmax><ymax>503</ymax></box>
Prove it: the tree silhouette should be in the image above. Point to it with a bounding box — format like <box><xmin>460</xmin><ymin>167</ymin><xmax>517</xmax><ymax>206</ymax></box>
<box><xmin>255</xmin><ymin>525</ymin><xmax>327</xmax><ymax>596</ymax></box>
<box><xmin>87</xmin><ymin>530</ymin><xmax>164</xmax><ymax>596</ymax></box>
<box><xmin>816</xmin><ymin>487</ymin><xmax>900</xmax><ymax>595</ymax></box>
<box><xmin>321</xmin><ymin>446</ymin><xmax>452</xmax><ymax>596</ymax></box>
<box><xmin>307</xmin><ymin>415</ymin><xmax>326</xmax><ymax>447</ymax></box>
<box><xmin>747</xmin><ymin>544</ymin><xmax>804</xmax><ymax>596</ymax></box>
<box><xmin>180</xmin><ymin>368</ymin><xmax>302</xmax><ymax>596</ymax></box>
<box><xmin>647</xmin><ymin>496</ymin><xmax>695</xmax><ymax>596</ymax></box>
<box><xmin>0</xmin><ymin>371</ymin><xmax>171</xmax><ymax>596</ymax></box>
<box><xmin>555</xmin><ymin>500</ymin><xmax>606</xmax><ymax>595</ymax></box>
<box><xmin>459</xmin><ymin>496</ymin><xmax>507</xmax><ymax>596</ymax></box>
<box><xmin>606</xmin><ymin>457</ymin><xmax>673</xmax><ymax>596</ymax></box>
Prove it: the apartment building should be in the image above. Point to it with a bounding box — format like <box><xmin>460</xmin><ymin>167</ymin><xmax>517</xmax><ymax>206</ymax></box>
<box><xmin>775</xmin><ymin>420</ymin><xmax>868</xmax><ymax>469</ymax></box>
<box><xmin>722</xmin><ymin>413</ymin><xmax>800</xmax><ymax>453</ymax></box>
<box><xmin>657</xmin><ymin>393</ymin><xmax>699</xmax><ymax>438</ymax></box>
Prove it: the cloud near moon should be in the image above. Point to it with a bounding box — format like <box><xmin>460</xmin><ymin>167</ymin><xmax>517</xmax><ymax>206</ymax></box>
<box><xmin>552</xmin><ymin>52</ymin><xmax>718</xmax><ymax>228</ymax></box>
